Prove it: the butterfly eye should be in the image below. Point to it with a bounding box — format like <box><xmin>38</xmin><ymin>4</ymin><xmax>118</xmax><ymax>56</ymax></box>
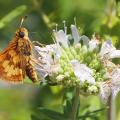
<box><xmin>19</xmin><ymin>32</ymin><xmax>25</xmax><ymax>38</ymax></box>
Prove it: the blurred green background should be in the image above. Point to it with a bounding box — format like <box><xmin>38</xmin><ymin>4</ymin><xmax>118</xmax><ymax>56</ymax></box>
<box><xmin>0</xmin><ymin>0</ymin><xmax>120</xmax><ymax>120</ymax></box>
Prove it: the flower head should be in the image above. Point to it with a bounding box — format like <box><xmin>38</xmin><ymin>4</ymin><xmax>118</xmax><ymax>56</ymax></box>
<box><xmin>33</xmin><ymin>24</ymin><xmax>120</xmax><ymax>103</ymax></box>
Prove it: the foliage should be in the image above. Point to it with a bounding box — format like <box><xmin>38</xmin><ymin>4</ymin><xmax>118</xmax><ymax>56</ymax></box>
<box><xmin>31</xmin><ymin>87</ymin><xmax>105</xmax><ymax>120</ymax></box>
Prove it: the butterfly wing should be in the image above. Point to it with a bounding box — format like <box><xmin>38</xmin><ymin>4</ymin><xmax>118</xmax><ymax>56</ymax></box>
<box><xmin>0</xmin><ymin>49</ymin><xmax>25</xmax><ymax>83</ymax></box>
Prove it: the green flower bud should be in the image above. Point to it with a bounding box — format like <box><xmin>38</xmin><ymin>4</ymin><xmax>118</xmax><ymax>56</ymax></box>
<box><xmin>87</xmin><ymin>85</ymin><xmax>99</xmax><ymax>94</ymax></box>
<box><xmin>56</xmin><ymin>74</ymin><xmax>65</xmax><ymax>81</ymax></box>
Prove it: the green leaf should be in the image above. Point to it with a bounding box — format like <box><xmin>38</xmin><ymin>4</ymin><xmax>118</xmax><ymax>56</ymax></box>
<box><xmin>31</xmin><ymin>113</ymin><xmax>52</xmax><ymax>120</ymax></box>
<box><xmin>63</xmin><ymin>99</ymin><xmax>72</xmax><ymax>117</ymax></box>
<box><xmin>31</xmin><ymin>108</ymin><xmax>67</xmax><ymax>120</ymax></box>
<box><xmin>63</xmin><ymin>88</ymin><xmax>73</xmax><ymax>117</ymax></box>
<box><xmin>0</xmin><ymin>5</ymin><xmax>27</xmax><ymax>29</ymax></box>
<box><xmin>85</xmin><ymin>108</ymin><xmax>105</xmax><ymax>115</ymax></box>
<box><xmin>77</xmin><ymin>108</ymin><xmax>105</xmax><ymax>119</ymax></box>
<box><xmin>63</xmin><ymin>88</ymin><xmax>80</xmax><ymax>118</ymax></box>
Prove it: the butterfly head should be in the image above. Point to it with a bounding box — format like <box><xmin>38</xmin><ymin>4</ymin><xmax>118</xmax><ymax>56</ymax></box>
<box><xmin>16</xmin><ymin>27</ymin><xmax>28</xmax><ymax>39</ymax></box>
<box><xmin>15</xmin><ymin>27</ymin><xmax>32</xmax><ymax>56</ymax></box>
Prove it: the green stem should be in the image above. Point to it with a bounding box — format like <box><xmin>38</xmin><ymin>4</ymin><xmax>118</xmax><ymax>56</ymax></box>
<box><xmin>106</xmin><ymin>0</ymin><xmax>116</xmax><ymax>24</ymax></box>
<box><xmin>69</xmin><ymin>87</ymin><xmax>80</xmax><ymax>120</ymax></box>
<box><xmin>107</xmin><ymin>95</ymin><xmax>116</xmax><ymax>120</ymax></box>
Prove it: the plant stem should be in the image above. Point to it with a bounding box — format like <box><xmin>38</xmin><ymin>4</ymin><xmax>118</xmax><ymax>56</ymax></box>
<box><xmin>106</xmin><ymin>0</ymin><xmax>116</xmax><ymax>25</ymax></box>
<box><xmin>107</xmin><ymin>95</ymin><xmax>116</xmax><ymax>120</ymax></box>
<box><xmin>69</xmin><ymin>87</ymin><xmax>80</xmax><ymax>120</ymax></box>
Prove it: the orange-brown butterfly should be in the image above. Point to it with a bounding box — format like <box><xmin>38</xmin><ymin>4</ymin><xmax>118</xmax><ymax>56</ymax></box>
<box><xmin>0</xmin><ymin>16</ymin><xmax>37</xmax><ymax>83</ymax></box>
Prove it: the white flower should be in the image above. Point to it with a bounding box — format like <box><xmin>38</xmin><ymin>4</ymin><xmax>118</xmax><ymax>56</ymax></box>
<box><xmin>99</xmin><ymin>40</ymin><xmax>120</xmax><ymax>59</ymax></box>
<box><xmin>111</xmin><ymin>68</ymin><xmax>120</xmax><ymax>97</ymax></box>
<box><xmin>100</xmin><ymin>68</ymin><xmax>120</xmax><ymax>102</ymax></box>
<box><xmin>54</xmin><ymin>30</ymin><xmax>68</xmax><ymax>47</ymax></box>
<box><xmin>100</xmin><ymin>81</ymin><xmax>112</xmax><ymax>103</ymax></box>
<box><xmin>99</xmin><ymin>40</ymin><xmax>120</xmax><ymax>102</ymax></box>
<box><xmin>35</xmin><ymin>67</ymin><xmax>48</xmax><ymax>80</ymax></box>
<box><xmin>71</xmin><ymin>24</ymin><xmax>80</xmax><ymax>44</ymax></box>
<box><xmin>99</xmin><ymin>40</ymin><xmax>115</xmax><ymax>57</ymax></box>
<box><xmin>80</xmin><ymin>35</ymin><xmax>90</xmax><ymax>46</ymax></box>
<box><xmin>89</xmin><ymin>35</ymin><xmax>99</xmax><ymax>51</ymax></box>
<box><xmin>70</xmin><ymin>59</ymin><xmax>95</xmax><ymax>84</ymax></box>
<box><xmin>109</xmin><ymin>50</ymin><xmax>120</xmax><ymax>59</ymax></box>
<box><xmin>33</xmin><ymin>23</ymin><xmax>120</xmax><ymax>103</ymax></box>
<box><xmin>33</xmin><ymin>44</ymin><xmax>60</xmax><ymax>79</ymax></box>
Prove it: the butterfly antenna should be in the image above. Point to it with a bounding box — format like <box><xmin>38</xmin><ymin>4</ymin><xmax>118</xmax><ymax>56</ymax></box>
<box><xmin>19</xmin><ymin>16</ymin><xmax>27</xmax><ymax>28</ymax></box>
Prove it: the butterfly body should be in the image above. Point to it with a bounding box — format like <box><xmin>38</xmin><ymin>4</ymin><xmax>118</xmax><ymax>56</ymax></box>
<box><xmin>0</xmin><ymin>27</ymin><xmax>37</xmax><ymax>83</ymax></box>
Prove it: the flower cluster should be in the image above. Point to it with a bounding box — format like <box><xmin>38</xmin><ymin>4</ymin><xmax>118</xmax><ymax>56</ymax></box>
<box><xmin>33</xmin><ymin>24</ymin><xmax>120</xmax><ymax>103</ymax></box>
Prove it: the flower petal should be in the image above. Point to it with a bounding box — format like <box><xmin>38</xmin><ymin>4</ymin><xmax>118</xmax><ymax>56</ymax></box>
<box><xmin>111</xmin><ymin>68</ymin><xmax>120</xmax><ymax>85</ymax></box>
<box><xmin>80</xmin><ymin>35</ymin><xmax>90</xmax><ymax>46</ymax></box>
<box><xmin>110</xmin><ymin>68</ymin><xmax>120</xmax><ymax>98</ymax></box>
<box><xmin>33</xmin><ymin>44</ymin><xmax>60</xmax><ymax>78</ymax></box>
<box><xmin>71</xmin><ymin>24</ymin><xmax>80</xmax><ymax>44</ymax></box>
<box><xmin>99</xmin><ymin>81</ymin><xmax>111</xmax><ymax>103</ymax></box>
<box><xmin>112</xmin><ymin>86</ymin><xmax>120</xmax><ymax>98</ymax></box>
<box><xmin>89</xmin><ymin>38</ymin><xmax>99</xmax><ymax>51</ymax></box>
<box><xmin>35</xmin><ymin>67</ymin><xmax>48</xmax><ymax>79</ymax></box>
<box><xmin>54</xmin><ymin>30</ymin><xmax>68</xmax><ymax>47</ymax></box>
<box><xmin>70</xmin><ymin>60</ymin><xmax>95</xmax><ymax>84</ymax></box>
<box><xmin>99</xmin><ymin>40</ymin><xmax>116</xmax><ymax>58</ymax></box>
<box><xmin>109</xmin><ymin>50</ymin><xmax>120</xmax><ymax>59</ymax></box>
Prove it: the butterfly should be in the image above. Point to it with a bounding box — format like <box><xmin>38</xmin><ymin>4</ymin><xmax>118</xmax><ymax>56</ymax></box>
<box><xmin>0</xmin><ymin>16</ymin><xmax>37</xmax><ymax>83</ymax></box>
